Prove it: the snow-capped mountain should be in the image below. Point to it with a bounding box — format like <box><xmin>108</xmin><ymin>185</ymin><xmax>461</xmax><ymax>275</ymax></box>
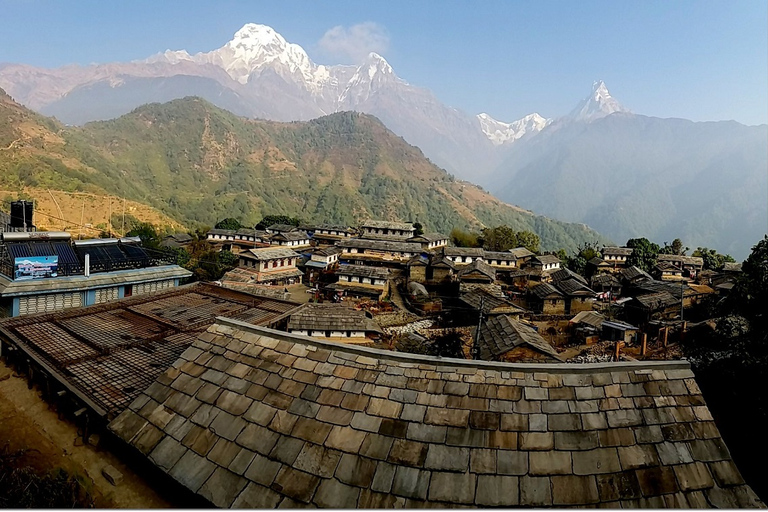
<box><xmin>477</xmin><ymin>112</ymin><xmax>551</xmax><ymax>145</ymax></box>
<box><xmin>145</xmin><ymin>24</ymin><xmax>344</xmax><ymax>95</ymax></box>
<box><xmin>568</xmin><ymin>80</ymin><xmax>630</xmax><ymax>121</ymax></box>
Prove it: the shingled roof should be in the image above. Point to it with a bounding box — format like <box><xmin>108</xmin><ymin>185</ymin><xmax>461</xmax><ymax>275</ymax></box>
<box><xmin>286</xmin><ymin>304</ymin><xmax>382</xmax><ymax>334</ymax></box>
<box><xmin>441</xmin><ymin>247</ymin><xmax>485</xmax><ymax>259</ymax></box>
<box><xmin>657</xmin><ymin>254</ymin><xmax>704</xmax><ymax>267</ymax></box>
<box><xmin>336</xmin><ymin>264</ymin><xmax>391</xmax><ymax>280</ymax></box>
<box><xmin>338</xmin><ymin>238</ymin><xmax>423</xmax><ymax>254</ymax></box>
<box><xmin>361</xmin><ymin>220</ymin><xmax>415</xmax><ymax>232</ymax></box>
<box><xmin>551</xmin><ymin>268</ymin><xmax>588</xmax><ymax>286</ymax></box>
<box><xmin>476</xmin><ymin>315</ymin><xmax>563</xmax><ymax>362</ymax></box>
<box><xmin>241</xmin><ymin>247</ymin><xmax>301</xmax><ymax>261</ymax></box>
<box><xmin>530</xmin><ymin>282</ymin><xmax>564</xmax><ymax>300</ymax></box>
<box><xmin>509</xmin><ymin>247</ymin><xmax>535</xmax><ymax>259</ymax></box>
<box><xmin>457</xmin><ymin>259</ymin><xmax>496</xmax><ymax>281</ymax></box>
<box><xmin>459</xmin><ymin>289</ymin><xmax>526</xmax><ymax>316</ymax></box>
<box><xmin>602</xmin><ymin>247</ymin><xmax>634</xmax><ymax>257</ymax></box>
<box><xmin>108</xmin><ymin>319</ymin><xmax>762</xmax><ymax>508</ymax></box>
<box><xmin>555</xmin><ymin>278</ymin><xmax>596</xmax><ymax>297</ymax></box>
<box><xmin>621</xmin><ymin>266</ymin><xmax>653</xmax><ymax>283</ymax></box>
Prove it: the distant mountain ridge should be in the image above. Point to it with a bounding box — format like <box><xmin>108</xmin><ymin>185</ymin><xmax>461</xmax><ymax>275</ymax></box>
<box><xmin>0</xmin><ymin>23</ymin><xmax>503</xmax><ymax>178</ymax></box>
<box><xmin>1</xmin><ymin>23</ymin><xmax>765</xmax><ymax>257</ymax></box>
<box><xmin>486</xmin><ymin>112</ymin><xmax>767</xmax><ymax>259</ymax></box>
<box><xmin>0</xmin><ymin>89</ymin><xmax>609</xmax><ymax>253</ymax></box>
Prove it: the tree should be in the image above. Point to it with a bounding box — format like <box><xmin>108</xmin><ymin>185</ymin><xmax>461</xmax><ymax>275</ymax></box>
<box><xmin>480</xmin><ymin>225</ymin><xmax>518</xmax><ymax>252</ymax></box>
<box><xmin>567</xmin><ymin>241</ymin><xmax>602</xmax><ymax>276</ymax></box>
<box><xmin>126</xmin><ymin>222</ymin><xmax>161</xmax><ymax>250</ymax></box>
<box><xmin>256</xmin><ymin>215</ymin><xmax>301</xmax><ymax>230</ymax></box>
<box><xmin>723</xmin><ymin>235</ymin><xmax>767</xmax><ymax>333</ymax></box>
<box><xmin>626</xmin><ymin>237</ymin><xmax>660</xmax><ymax>273</ymax></box>
<box><xmin>692</xmin><ymin>247</ymin><xmax>736</xmax><ymax>270</ymax></box>
<box><xmin>163</xmin><ymin>246</ymin><xmax>191</xmax><ymax>267</ymax></box>
<box><xmin>660</xmin><ymin>238</ymin><xmax>688</xmax><ymax>256</ymax></box>
<box><xmin>412</xmin><ymin>222</ymin><xmax>424</xmax><ymax>236</ymax></box>
<box><xmin>214</xmin><ymin>218</ymin><xmax>242</xmax><ymax>230</ymax></box>
<box><xmin>516</xmin><ymin>230</ymin><xmax>540</xmax><ymax>254</ymax></box>
<box><xmin>449</xmin><ymin>227</ymin><xmax>481</xmax><ymax>248</ymax></box>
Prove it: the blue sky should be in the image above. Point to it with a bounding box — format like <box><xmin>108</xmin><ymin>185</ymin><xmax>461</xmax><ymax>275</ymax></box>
<box><xmin>1</xmin><ymin>0</ymin><xmax>766</xmax><ymax>125</ymax></box>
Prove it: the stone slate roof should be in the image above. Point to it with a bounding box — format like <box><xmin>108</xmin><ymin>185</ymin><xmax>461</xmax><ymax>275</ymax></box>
<box><xmin>457</xmin><ymin>260</ymin><xmax>496</xmax><ymax>281</ymax></box>
<box><xmin>407</xmin><ymin>233</ymin><xmax>448</xmax><ymax>243</ymax></box>
<box><xmin>476</xmin><ymin>315</ymin><xmax>563</xmax><ymax>362</ymax></box>
<box><xmin>361</xmin><ymin>220</ymin><xmax>415</xmax><ymax>232</ymax></box>
<box><xmin>602</xmin><ymin>247</ymin><xmax>634</xmax><ymax>257</ymax></box>
<box><xmin>164</xmin><ymin>233</ymin><xmax>193</xmax><ymax>243</ymax></box>
<box><xmin>657</xmin><ymin>262</ymin><xmax>682</xmax><ymax>273</ymax></box>
<box><xmin>338</xmin><ymin>238</ymin><xmax>423</xmax><ymax>254</ymax></box>
<box><xmin>314</xmin><ymin>246</ymin><xmax>342</xmax><ymax>257</ymax></box>
<box><xmin>267</xmin><ymin>224</ymin><xmax>299</xmax><ymax>233</ymax></box>
<box><xmin>555</xmin><ymin>278</ymin><xmax>596</xmax><ymax>297</ymax></box>
<box><xmin>459</xmin><ymin>283</ymin><xmax>504</xmax><ymax>297</ymax></box>
<box><xmin>721</xmin><ymin>262</ymin><xmax>742</xmax><ymax>273</ymax></box>
<box><xmin>441</xmin><ymin>247</ymin><xmax>485</xmax><ymax>258</ymax></box>
<box><xmin>336</xmin><ymin>264</ymin><xmax>391</xmax><ymax>280</ymax></box>
<box><xmin>310</xmin><ymin>224</ymin><xmax>356</xmax><ymax>234</ymax></box>
<box><xmin>632</xmin><ymin>291</ymin><xmax>680</xmax><ymax>311</ymax></box>
<box><xmin>634</xmin><ymin>280</ymin><xmax>692</xmax><ymax>298</ymax></box>
<box><xmin>621</xmin><ymin>266</ymin><xmax>653</xmax><ymax>283</ymax></box>
<box><xmin>483</xmin><ymin>251</ymin><xmax>518</xmax><ymax>263</ymax></box>
<box><xmin>207</xmin><ymin>228</ymin><xmax>236</xmax><ymax>237</ymax></box>
<box><xmin>530</xmin><ymin>282</ymin><xmax>564</xmax><ymax>300</ymax></box>
<box><xmin>269</xmin><ymin>231</ymin><xmax>310</xmax><ymax>243</ymax></box>
<box><xmin>591</xmin><ymin>273</ymin><xmax>622</xmax><ymax>288</ymax></box>
<box><xmin>657</xmin><ymin>254</ymin><xmax>704</xmax><ymax>267</ymax></box>
<box><xmin>551</xmin><ymin>268</ymin><xmax>588</xmax><ymax>285</ymax></box>
<box><xmin>287</xmin><ymin>304</ymin><xmax>382</xmax><ymax>334</ymax></box>
<box><xmin>459</xmin><ymin>289</ymin><xmax>526</xmax><ymax>316</ymax></box>
<box><xmin>108</xmin><ymin>319</ymin><xmax>762</xmax><ymax>508</ymax></box>
<box><xmin>533</xmin><ymin>254</ymin><xmax>561</xmax><ymax>266</ymax></box>
<box><xmin>569</xmin><ymin>311</ymin><xmax>605</xmax><ymax>329</ymax></box>
<box><xmin>241</xmin><ymin>247</ymin><xmax>300</xmax><ymax>261</ymax></box>
<box><xmin>509</xmin><ymin>247</ymin><xmax>535</xmax><ymax>259</ymax></box>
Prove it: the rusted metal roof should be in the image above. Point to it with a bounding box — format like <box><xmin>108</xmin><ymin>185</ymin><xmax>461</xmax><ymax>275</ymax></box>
<box><xmin>0</xmin><ymin>283</ymin><xmax>300</xmax><ymax>419</ymax></box>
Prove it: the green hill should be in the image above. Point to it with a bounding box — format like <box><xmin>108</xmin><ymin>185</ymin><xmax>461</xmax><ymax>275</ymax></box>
<box><xmin>0</xmin><ymin>92</ymin><xmax>609</xmax><ymax>252</ymax></box>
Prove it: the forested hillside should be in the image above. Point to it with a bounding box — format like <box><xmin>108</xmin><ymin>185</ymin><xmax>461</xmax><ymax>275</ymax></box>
<box><xmin>1</xmin><ymin>91</ymin><xmax>609</xmax><ymax>252</ymax></box>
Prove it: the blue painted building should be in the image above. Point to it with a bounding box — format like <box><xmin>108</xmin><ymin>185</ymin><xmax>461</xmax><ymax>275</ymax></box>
<box><xmin>0</xmin><ymin>232</ymin><xmax>191</xmax><ymax>317</ymax></box>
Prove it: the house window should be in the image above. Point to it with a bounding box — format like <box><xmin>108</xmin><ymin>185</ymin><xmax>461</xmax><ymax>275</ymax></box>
<box><xmin>346</xmin><ymin>331</ymin><xmax>351</xmax><ymax>337</ymax></box>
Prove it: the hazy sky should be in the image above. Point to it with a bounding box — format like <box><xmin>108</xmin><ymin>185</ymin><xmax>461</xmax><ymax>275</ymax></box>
<box><xmin>1</xmin><ymin>0</ymin><xmax>766</xmax><ymax>125</ymax></box>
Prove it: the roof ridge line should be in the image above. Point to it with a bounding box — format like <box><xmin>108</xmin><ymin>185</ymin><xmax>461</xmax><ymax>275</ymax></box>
<box><xmin>214</xmin><ymin>316</ymin><xmax>691</xmax><ymax>374</ymax></box>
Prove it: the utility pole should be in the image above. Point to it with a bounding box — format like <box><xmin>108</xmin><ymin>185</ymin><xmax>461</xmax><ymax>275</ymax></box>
<box><xmin>108</xmin><ymin>197</ymin><xmax>112</xmax><ymax>238</ymax></box>
<box><xmin>680</xmin><ymin>276</ymin><xmax>685</xmax><ymax>323</ymax></box>
<box><xmin>79</xmin><ymin>199</ymin><xmax>85</xmax><ymax>240</ymax></box>
<box><xmin>473</xmin><ymin>297</ymin><xmax>485</xmax><ymax>360</ymax></box>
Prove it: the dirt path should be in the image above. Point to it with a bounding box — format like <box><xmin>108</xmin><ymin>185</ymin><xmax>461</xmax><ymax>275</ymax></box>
<box><xmin>0</xmin><ymin>361</ymin><xmax>170</xmax><ymax>508</ymax></box>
